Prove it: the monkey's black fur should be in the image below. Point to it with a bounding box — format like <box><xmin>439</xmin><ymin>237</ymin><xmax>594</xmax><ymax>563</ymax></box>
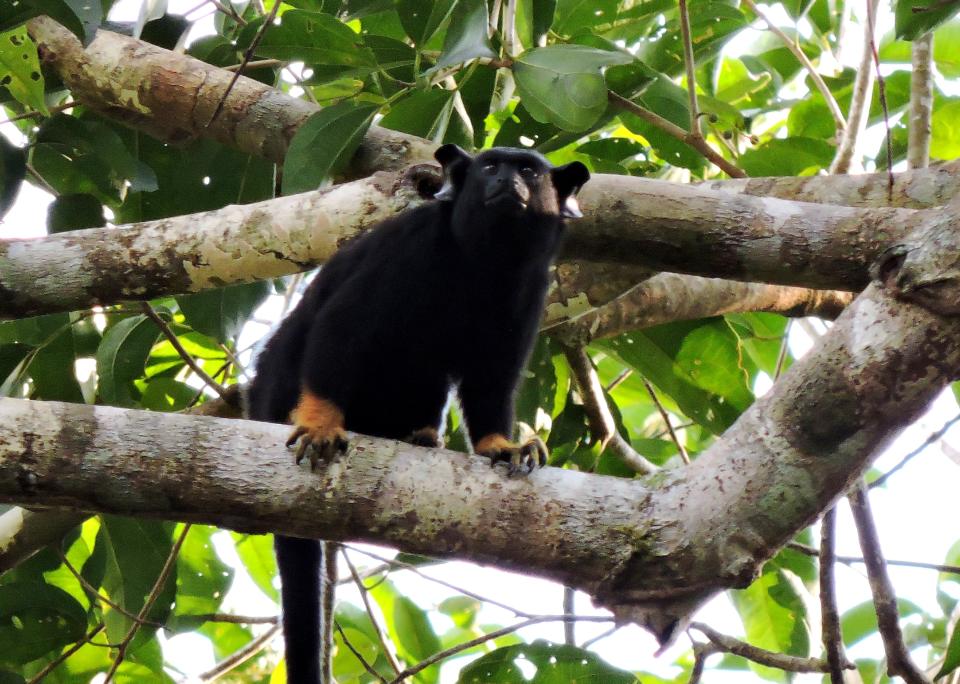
<box><xmin>247</xmin><ymin>145</ymin><xmax>589</xmax><ymax>683</ymax></box>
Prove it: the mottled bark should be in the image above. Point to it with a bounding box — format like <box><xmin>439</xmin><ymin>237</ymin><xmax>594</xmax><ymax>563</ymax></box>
<box><xmin>1</xmin><ymin>280</ymin><xmax>956</xmax><ymax>633</ymax></box>
<box><xmin>908</xmin><ymin>33</ymin><xmax>934</xmax><ymax>170</ymax></box>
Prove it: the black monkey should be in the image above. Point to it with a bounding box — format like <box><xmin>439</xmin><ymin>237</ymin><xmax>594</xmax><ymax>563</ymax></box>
<box><xmin>246</xmin><ymin>144</ymin><xmax>589</xmax><ymax>683</ymax></box>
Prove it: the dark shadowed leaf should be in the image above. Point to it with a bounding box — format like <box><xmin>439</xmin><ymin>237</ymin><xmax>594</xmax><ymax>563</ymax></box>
<box><xmin>0</xmin><ymin>133</ymin><xmax>25</xmax><ymax>220</ymax></box>
<box><xmin>282</xmin><ymin>102</ymin><xmax>379</xmax><ymax>195</ymax></box>
<box><xmin>397</xmin><ymin>0</ymin><xmax>456</xmax><ymax>46</ymax></box>
<box><xmin>177</xmin><ymin>281</ymin><xmax>271</xmax><ymax>344</ymax></box>
<box><xmin>740</xmin><ymin>137</ymin><xmax>835</xmax><ymax>176</ymax></box>
<box><xmin>47</xmin><ymin>193</ymin><xmax>105</xmax><ymax>233</ymax></box>
<box><xmin>244</xmin><ymin>10</ymin><xmax>376</xmax><ymax>74</ymax></box>
<box><xmin>96</xmin><ymin>314</ymin><xmax>160</xmax><ymax>407</ymax></box>
<box><xmin>895</xmin><ymin>0</ymin><xmax>960</xmax><ymax>39</ymax></box>
<box><xmin>436</xmin><ymin>0</ymin><xmax>495</xmax><ymax>67</ymax></box>
<box><xmin>0</xmin><ymin>582</ymin><xmax>87</xmax><ymax>665</ymax></box>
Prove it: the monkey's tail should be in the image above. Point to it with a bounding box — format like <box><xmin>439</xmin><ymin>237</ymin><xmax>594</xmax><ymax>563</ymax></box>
<box><xmin>275</xmin><ymin>535</ymin><xmax>325</xmax><ymax>683</ymax></box>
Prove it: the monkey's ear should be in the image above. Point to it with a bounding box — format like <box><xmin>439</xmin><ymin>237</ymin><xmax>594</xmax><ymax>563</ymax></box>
<box><xmin>434</xmin><ymin>144</ymin><xmax>472</xmax><ymax>201</ymax></box>
<box><xmin>551</xmin><ymin>161</ymin><xmax>590</xmax><ymax>218</ymax></box>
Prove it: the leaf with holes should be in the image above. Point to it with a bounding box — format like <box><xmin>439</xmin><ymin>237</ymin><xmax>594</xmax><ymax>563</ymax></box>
<box><xmin>0</xmin><ymin>29</ymin><xmax>46</xmax><ymax>113</ymax></box>
<box><xmin>458</xmin><ymin>639</ymin><xmax>635</xmax><ymax>683</ymax></box>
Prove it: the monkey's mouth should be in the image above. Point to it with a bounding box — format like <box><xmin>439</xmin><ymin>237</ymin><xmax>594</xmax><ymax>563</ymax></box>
<box><xmin>485</xmin><ymin>190</ymin><xmax>528</xmax><ymax>211</ymax></box>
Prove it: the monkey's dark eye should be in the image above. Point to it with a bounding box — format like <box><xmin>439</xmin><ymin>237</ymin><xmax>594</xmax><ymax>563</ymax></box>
<box><xmin>519</xmin><ymin>165</ymin><xmax>537</xmax><ymax>178</ymax></box>
<box><xmin>481</xmin><ymin>163</ymin><xmax>497</xmax><ymax>175</ymax></box>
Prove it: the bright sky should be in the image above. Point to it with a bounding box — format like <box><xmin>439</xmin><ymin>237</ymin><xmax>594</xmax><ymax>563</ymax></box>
<box><xmin>3</xmin><ymin>1</ymin><xmax>960</xmax><ymax>682</ymax></box>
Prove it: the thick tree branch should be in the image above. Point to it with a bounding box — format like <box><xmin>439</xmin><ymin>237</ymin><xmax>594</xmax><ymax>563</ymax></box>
<box><xmin>28</xmin><ymin>17</ymin><xmax>960</xmax><ymax>212</ymax></box>
<box><xmin>551</xmin><ymin>273</ymin><xmax>853</xmax><ymax>347</ymax></box>
<box><xmin>1</xmin><ymin>280</ymin><xmax>956</xmax><ymax>638</ymax></box>
<box><xmin>908</xmin><ymin>33</ymin><xmax>934</xmax><ymax>170</ymax></box>
<box><xmin>2</xmin><ymin>167</ymin><xmax>938</xmax><ymax>319</ymax></box>
<box><xmin>27</xmin><ymin>16</ymin><xmax>434</xmax><ymax>176</ymax></box>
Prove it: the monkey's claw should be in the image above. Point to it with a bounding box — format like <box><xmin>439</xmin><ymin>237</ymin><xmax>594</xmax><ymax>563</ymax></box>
<box><xmin>477</xmin><ymin>434</ymin><xmax>548</xmax><ymax>475</ymax></box>
<box><xmin>286</xmin><ymin>426</ymin><xmax>349</xmax><ymax>470</ymax></box>
<box><xmin>405</xmin><ymin>427</ymin><xmax>443</xmax><ymax>448</ymax></box>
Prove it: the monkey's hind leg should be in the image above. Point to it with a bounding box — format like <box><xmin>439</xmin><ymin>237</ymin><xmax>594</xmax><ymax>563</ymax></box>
<box><xmin>287</xmin><ymin>389</ymin><xmax>349</xmax><ymax>470</ymax></box>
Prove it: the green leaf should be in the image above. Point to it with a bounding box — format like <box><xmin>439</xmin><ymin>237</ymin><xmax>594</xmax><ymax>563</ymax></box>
<box><xmin>249</xmin><ymin>9</ymin><xmax>376</xmax><ymax>72</ymax></box>
<box><xmin>782</xmin><ymin>0</ymin><xmax>815</xmax><ymax>19</ymax></box>
<box><xmin>380</xmin><ymin>89</ymin><xmax>457</xmax><ymax>140</ymax></box>
<box><xmin>515</xmin><ymin>0</ymin><xmax>556</xmax><ymax>47</ymax></box>
<box><xmin>895</xmin><ymin>0</ymin><xmax>960</xmax><ymax>39</ymax></box>
<box><xmin>0</xmin><ymin>133</ymin><xmax>25</xmax><ymax>220</ymax></box>
<box><xmin>231</xmin><ymin>533</ymin><xmax>279</xmax><ymax>602</ymax></box>
<box><xmin>29</xmin><ymin>323</ymin><xmax>84</xmax><ymax>403</ymax></box>
<box><xmin>731</xmin><ymin>567</ymin><xmax>811</xmax><ymax>680</ymax></box>
<box><xmin>140</xmin><ymin>377</ymin><xmax>196</xmax><ymax>411</ymax></box>
<box><xmin>0</xmin><ymin>29</ymin><xmax>46</xmax><ymax>113</ymax></box>
<box><xmin>513</xmin><ymin>45</ymin><xmax>632</xmax><ymax>132</ymax></box>
<box><xmin>438</xmin><ymin>596</ymin><xmax>480</xmax><ymax>629</ymax></box>
<box><xmin>397</xmin><ymin>0</ymin><xmax>457</xmax><ymax>46</ymax></box>
<box><xmin>840</xmin><ymin>598</ymin><xmax>922</xmax><ymax>646</ymax></box>
<box><xmin>0</xmin><ymin>582</ymin><xmax>87</xmax><ymax>666</ymax></box>
<box><xmin>930</xmin><ymin>100</ymin><xmax>960</xmax><ymax>160</ymax></box>
<box><xmin>0</xmin><ymin>0</ymin><xmax>99</xmax><ymax>42</ymax></box>
<box><xmin>370</xmin><ymin>579</ymin><xmax>442</xmax><ymax>682</ymax></box>
<box><xmin>552</xmin><ymin>0</ymin><xmax>619</xmax><ymax>36</ymax></box>
<box><xmin>457</xmin><ymin>639</ymin><xmax>636</xmax><ymax>683</ymax></box>
<box><xmin>101</xmin><ymin>518</ymin><xmax>176</xmax><ymax>645</ymax></box>
<box><xmin>96</xmin><ymin>314</ymin><xmax>160</xmax><ymax>407</ymax></box>
<box><xmin>168</xmin><ymin>525</ymin><xmax>234</xmax><ymax>631</ymax></box>
<box><xmin>618</xmin><ymin>75</ymin><xmax>705</xmax><ymax>172</ymax></box>
<box><xmin>937</xmin><ymin>538</ymin><xmax>960</xmax><ymax>615</ymax></box>
<box><xmin>436</xmin><ymin>0</ymin><xmax>495</xmax><ymax>67</ymax></box>
<box><xmin>177</xmin><ymin>281</ymin><xmax>271</xmax><ymax>343</ymax></box>
<box><xmin>282</xmin><ymin>102</ymin><xmax>379</xmax><ymax>195</ymax></box>
<box><xmin>938</xmin><ymin>624</ymin><xmax>960</xmax><ymax>679</ymax></box>
<box><xmin>740</xmin><ymin>137</ymin><xmax>835</xmax><ymax>176</ymax></box>
<box><xmin>47</xmin><ymin>193</ymin><xmax>106</xmax><ymax>233</ymax></box>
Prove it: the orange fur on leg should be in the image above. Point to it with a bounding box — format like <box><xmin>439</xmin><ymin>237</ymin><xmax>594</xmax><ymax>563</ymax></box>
<box><xmin>286</xmin><ymin>390</ymin><xmax>348</xmax><ymax>468</ymax></box>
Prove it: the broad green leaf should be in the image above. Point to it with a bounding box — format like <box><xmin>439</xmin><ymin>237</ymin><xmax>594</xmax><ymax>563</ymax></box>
<box><xmin>458</xmin><ymin>639</ymin><xmax>636</xmax><ymax>683</ymax></box>
<box><xmin>637</xmin><ymin>2</ymin><xmax>747</xmax><ymax>76</ymax></box>
<box><xmin>140</xmin><ymin>378</ymin><xmax>196</xmax><ymax>412</ymax></box>
<box><xmin>232</xmin><ymin>532</ymin><xmax>279</xmax><ymax>602</ymax></box>
<box><xmin>930</xmin><ymin>100</ymin><xmax>960</xmax><ymax>160</ymax></box>
<box><xmin>0</xmin><ymin>0</ymin><xmax>99</xmax><ymax>42</ymax></box>
<box><xmin>438</xmin><ymin>595</ymin><xmax>480</xmax><ymax>629</ymax></box>
<box><xmin>938</xmin><ymin>624</ymin><xmax>960</xmax><ymax>679</ymax></box>
<box><xmin>370</xmin><ymin>579</ymin><xmax>442</xmax><ymax>682</ymax></box>
<box><xmin>731</xmin><ymin>567</ymin><xmax>811</xmax><ymax>680</ymax></box>
<box><xmin>101</xmin><ymin>517</ymin><xmax>176</xmax><ymax>644</ymax></box>
<box><xmin>841</xmin><ymin>598</ymin><xmax>923</xmax><ymax>646</ymax></box>
<box><xmin>740</xmin><ymin>137</ymin><xmax>835</xmax><ymax>176</ymax></box>
<box><xmin>243</xmin><ymin>10</ymin><xmax>376</xmax><ymax>73</ymax></box>
<box><xmin>0</xmin><ymin>29</ymin><xmax>46</xmax><ymax>113</ymax></box>
<box><xmin>168</xmin><ymin>525</ymin><xmax>234</xmax><ymax>631</ymax></box>
<box><xmin>29</xmin><ymin>324</ymin><xmax>84</xmax><ymax>402</ymax></box>
<box><xmin>380</xmin><ymin>89</ymin><xmax>463</xmax><ymax>143</ymax></box>
<box><xmin>552</xmin><ymin>0</ymin><xmax>618</xmax><ymax>36</ymax></box>
<box><xmin>397</xmin><ymin>0</ymin><xmax>456</xmax><ymax>46</ymax></box>
<box><xmin>436</xmin><ymin>0</ymin><xmax>495</xmax><ymax>68</ymax></box>
<box><xmin>618</xmin><ymin>75</ymin><xmax>705</xmax><ymax>172</ymax></box>
<box><xmin>96</xmin><ymin>314</ymin><xmax>160</xmax><ymax>407</ymax></box>
<box><xmin>782</xmin><ymin>0</ymin><xmax>815</xmax><ymax>19</ymax></box>
<box><xmin>513</xmin><ymin>45</ymin><xmax>632</xmax><ymax>131</ymax></box>
<box><xmin>177</xmin><ymin>281</ymin><xmax>271</xmax><ymax>343</ymax></box>
<box><xmin>881</xmin><ymin>21</ymin><xmax>960</xmax><ymax>77</ymax></box>
<box><xmin>282</xmin><ymin>102</ymin><xmax>379</xmax><ymax>195</ymax></box>
<box><xmin>786</xmin><ymin>98</ymin><xmax>835</xmax><ymax>139</ymax></box>
<box><xmin>515</xmin><ymin>0</ymin><xmax>556</xmax><ymax>47</ymax></box>
<box><xmin>365</xmin><ymin>33</ymin><xmax>416</xmax><ymax>82</ymax></box>
<box><xmin>895</xmin><ymin>0</ymin><xmax>960</xmax><ymax>39</ymax></box>
<box><xmin>0</xmin><ymin>582</ymin><xmax>87</xmax><ymax>665</ymax></box>
<box><xmin>333</xmin><ymin>626</ymin><xmax>379</xmax><ymax>678</ymax></box>
<box><xmin>0</xmin><ymin>133</ymin><xmax>25</xmax><ymax>219</ymax></box>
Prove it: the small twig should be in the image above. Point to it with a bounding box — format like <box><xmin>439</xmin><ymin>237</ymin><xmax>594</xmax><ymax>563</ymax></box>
<box><xmin>223</xmin><ymin>58</ymin><xmax>283</xmax><ymax>72</ymax></box>
<box><xmin>205</xmin><ymin>0</ymin><xmax>280</xmax><ymax>128</ymax></box>
<box><xmin>27</xmin><ymin>623</ymin><xmax>105</xmax><ymax>684</ymax></box>
<box><xmin>741</xmin><ymin>0</ymin><xmax>845</xmax><ymax>133</ymax></box>
<box><xmin>866</xmin><ymin>0</ymin><xmax>894</xmax><ymax>199</ymax></box>
<box><xmin>140</xmin><ymin>302</ymin><xmax>230</xmax><ymax>401</ymax></box>
<box><xmin>198</xmin><ymin>623</ymin><xmax>280</xmax><ymax>681</ymax></box>
<box><xmin>871</xmin><ymin>413</ymin><xmax>960</xmax><ymax>489</ymax></box>
<box><xmin>607</xmin><ymin>91</ymin><xmax>747</xmax><ymax>178</ymax></box>
<box><xmin>605</xmin><ymin>368</ymin><xmax>632</xmax><ymax>393</ymax></box>
<box><xmin>579</xmin><ymin>624</ymin><xmax>618</xmax><ymax>649</ymax></box>
<box><xmin>344</xmin><ymin>545</ymin><xmax>531</xmax><ymax>617</ymax></box>
<box><xmin>849</xmin><ymin>484</ymin><xmax>931</xmax><ymax>684</ymax></box>
<box><xmin>787</xmin><ymin>540</ymin><xmax>960</xmax><ymax>575</ymax></box>
<box><xmin>104</xmin><ymin>524</ymin><xmax>192</xmax><ymax>683</ymax></box>
<box><xmin>677</xmin><ymin>0</ymin><xmax>701</xmax><ymax>137</ymax></box>
<box><xmin>344</xmin><ymin>551</ymin><xmax>402</xmax><ymax>675</ymax></box>
<box><xmin>563</xmin><ymin>586</ymin><xmax>575</xmax><ymax>645</ymax></box>
<box><xmin>643</xmin><ymin>379</ymin><xmax>689</xmax><ymax>464</ymax></box>
<box><xmin>562</xmin><ymin>345</ymin><xmax>659</xmax><ymax>474</ymax></box>
<box><xmin>204</xmin><ymin>0</ymin><xmax>247</xmax><ymax>26</ymax></box>
<box><xmin>773</xmin><ymin>320</ymin><xmax>792</xmax><ymax>380</ymax></box>
<box><xmin>188</xmin><ymin>613</ymin><xmax>278</xmax><ymax>624</ymax></box>
<box><xmin>336</xmin><ymin>621</ymin><xmax>388</xmax><ymax>683</ymax></box>
<box><xmin>819</xmin><ymin>508</ymin><xmax>851</xmax><ymax>683</ymax></box>
<box><xmin>687</xmin><ymin>641</ymin><xmax>718</xmax><ymax>684</ymax></box>
<box><xmin>0</xmin><ymin>100</ymin><xmax>78</xmax><ymax>126</ymax></box>
<box><xmin>387</xmin><ymin>615</ymin><xmax>613</xmax><ymax>683</ymax></box>
<box><xmin>25</xmin><ymin>162</ymin><xmax>58</xmax><ymax>195</ymax></box>
<box><xmin>689</xmin><ymin>622</ymin><xmax>851</xmax><ymax>674</ymax></box>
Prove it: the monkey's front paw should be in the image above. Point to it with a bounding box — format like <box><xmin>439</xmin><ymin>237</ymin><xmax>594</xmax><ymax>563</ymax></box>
<box><xmin>286</xmin><ymin>425</ymin><xmax>349</xmax><ymax>470</ymax></box>
<box><xmin>475</xmin><ymin>434</ymin><xmax>548</xmax><ymax>475</ymax></box>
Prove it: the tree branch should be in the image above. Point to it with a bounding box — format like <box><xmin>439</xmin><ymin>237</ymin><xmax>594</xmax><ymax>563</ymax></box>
<box><xmin>908</xmin><ymin>33</ymin><xmax>934</xmax><ymax>170</ymax></box>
